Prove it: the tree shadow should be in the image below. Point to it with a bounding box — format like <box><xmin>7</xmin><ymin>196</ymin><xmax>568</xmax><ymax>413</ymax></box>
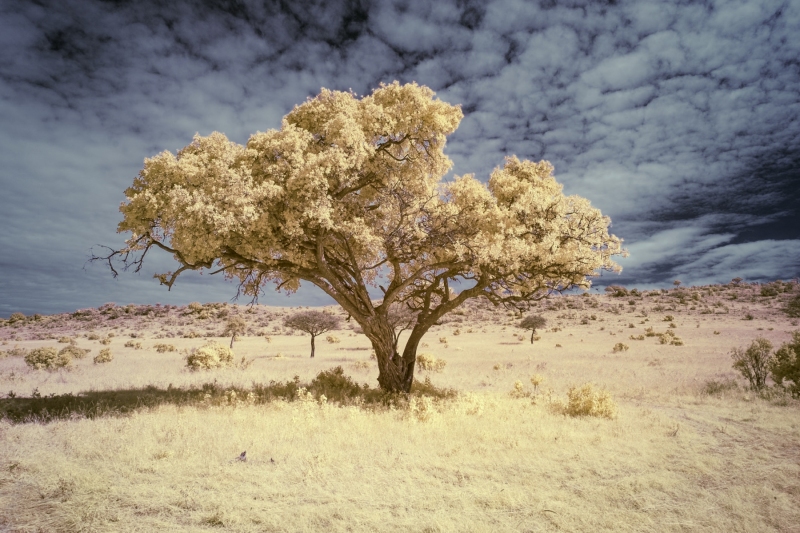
<box><xmin>0</xmin><ymin>366</ymin><xmax>458</xmax><ymax>424</ymax></box>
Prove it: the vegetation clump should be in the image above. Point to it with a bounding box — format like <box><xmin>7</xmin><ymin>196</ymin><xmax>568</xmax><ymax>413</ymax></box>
<box><xmin>185</xmin><ymin>342</ymin><xmax>235</xmax><ymax>371</ymax></box>
<box><xmin>416</xmin><ymin>353</ymin><xmax>447</xmax><ymax>372</ymax></box>
<box><xmin>731</xmin><ymin>337</ymin><xmax>773</xmax><ymax>391</ymax></box>
<box><xmin>769</xmin><ymin>332</ymin><xmax>800</xmax><ymax>397</ymax></box>
<box><xmin>555</xmin><ymin>383</ymin><xmax>617</xmax><ymax>419</ymax></box>
<box><xmin>58</xmin><ymin>345</ymin><xmax>90</xmax><ymax>360</ymax></box>
<box><xmin>24</xmin><ymin>347</ymin><xmax>72</xmax><ymax>370</ymax></box>
<box><xmin>94</xmin><ymin>348</ymin><xmax>113</xmax><ymax>364</ymax></box>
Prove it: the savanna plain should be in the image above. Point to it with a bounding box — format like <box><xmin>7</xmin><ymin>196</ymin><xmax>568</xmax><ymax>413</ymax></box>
<box><xmin>1</xmin><ymin>281</ymin><xmax>799</xmax><ymax>532</ymax></box>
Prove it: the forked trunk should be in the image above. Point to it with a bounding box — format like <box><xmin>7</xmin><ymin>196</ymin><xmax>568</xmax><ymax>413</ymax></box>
<box><xmin>363</xmin><ymin>316</ymin><xmax>421</xmax><ymax>393</ymax></box>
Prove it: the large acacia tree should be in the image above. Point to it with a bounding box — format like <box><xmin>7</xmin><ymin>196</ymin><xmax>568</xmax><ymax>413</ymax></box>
<box><xmin>97</xmin><ymin>82</ymin><xmax>624</xmax><ymax>392</ymax></box>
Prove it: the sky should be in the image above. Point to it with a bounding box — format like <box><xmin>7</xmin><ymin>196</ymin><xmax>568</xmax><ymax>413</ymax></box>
<box><xmin>1</xmin><ymin>0</ymin><xmax>799</xmax><ymax>318</ymax></box>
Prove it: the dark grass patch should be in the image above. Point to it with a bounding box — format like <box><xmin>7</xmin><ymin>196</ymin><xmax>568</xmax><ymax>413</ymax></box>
<box><xmin>0</xmin><ymin>366</ymin><xmax>457</xmax><ymax>424</ymax></box>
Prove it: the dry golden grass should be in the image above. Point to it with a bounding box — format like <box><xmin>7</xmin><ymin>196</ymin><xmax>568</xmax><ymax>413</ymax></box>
<box><xmin>1</xmin><ymin>286</ymin><xmax>800</xmax><ymax>532</ymax></box>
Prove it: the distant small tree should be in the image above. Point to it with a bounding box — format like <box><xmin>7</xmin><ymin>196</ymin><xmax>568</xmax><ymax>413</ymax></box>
<box><xmin>731</xmin><ymin>337</ymin><xmax>773</xmax><ymax>391</ymax></box>
<box><xmin>770</xmin><ymin>332</ymin><xmax>800</xmax><ymax>397</ymax></box>
<box><xmin>731</xmin><ymin>277</ymin><xmax>743</xmax><ymax>285</ymax></box>
<box><xmin>223</xmin><ymin>316</ymin><xmax>247</xmax><ymax>348</ymax></box>
<box><xmin>673</xmin><ymin>280</ymin><xmax>682</xmax><ymax>287</ymax></box>
<box><xmin>284</xmin><ymin>311</ymin><xmax>341</xmax><ymax>358</ymax></box>
<box><xmin>519</xmin><ymin>314</ymin><xmax>547</xmax><ymax>344</ymax></box>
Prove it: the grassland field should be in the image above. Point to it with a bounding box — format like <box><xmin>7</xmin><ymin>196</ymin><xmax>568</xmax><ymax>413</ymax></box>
<box><xmin>1</xmin><ymin>281</ymin><xmax>799</xmax><ymax>532</ymax></box>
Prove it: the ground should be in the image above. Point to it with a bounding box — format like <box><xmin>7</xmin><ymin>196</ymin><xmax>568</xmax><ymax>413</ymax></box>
<box><xmin>1</xmin><ymin>281</ymin><xmax>799</xmax><ymax>532</ymax></box>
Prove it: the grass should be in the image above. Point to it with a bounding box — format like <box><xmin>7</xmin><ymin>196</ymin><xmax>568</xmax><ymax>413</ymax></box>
<box><xmin>1</xmin><ymin>285</ymin><xmax>800</xmax><ymax>531</ymax></box>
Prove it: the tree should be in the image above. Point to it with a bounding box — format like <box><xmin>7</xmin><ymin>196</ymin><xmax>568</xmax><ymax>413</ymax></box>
<box><xmin>223</xmin><ymin>315</ymin><xmax>247</xmax><ymax>349</ymax></box>
<box><xmin>94</xmin><ymin>81</ymin><xmax>624</xmax><ymax>392</ymax></box>
<box><xmin>731</xmin><ymin>337</ymin><xmax>773</xmax><ymax>391</ymax></box>
<box><xmin>519</xmin><ymin>314</ymin><xmax>547</xmax><ymax>344</ymax></box>
<box><xmin>283</xmin><ymin>311</ymin><xmax>341</xmax><ymax>358</ymax></box>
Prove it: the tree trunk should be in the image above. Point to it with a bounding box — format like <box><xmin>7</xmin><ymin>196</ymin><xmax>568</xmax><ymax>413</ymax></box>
<box><xmin>230</xmin><ymin>335</ymin><xmax>235</xmax><ymax>349</ymax></box>
<box><xmin>363</xmin><ymin>316</ymin><xmax>422</xmax><ymax>393</ymax></box>
<box><xmin>530</xmin><ymin>329</ymin><xmax>535</xmax><ymax>344</ymax></box>
<box><xmin>310</xmin><ymin>334</ymin><xmax>315</xmax><ymax>358</ymax></box>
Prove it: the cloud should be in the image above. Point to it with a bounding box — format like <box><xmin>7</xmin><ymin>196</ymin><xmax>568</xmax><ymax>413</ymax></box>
<box><xmin>0</xmin><ymin>0</ymin><xmax>798</xmax><ymax>316</ymax></box>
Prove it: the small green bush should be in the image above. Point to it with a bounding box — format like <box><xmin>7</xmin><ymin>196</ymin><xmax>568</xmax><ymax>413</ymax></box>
<box><xmin>94</xmin><ymin>348</ymin><xmax>113</xmax><ymax>364</ymax></box>
<box><xmin>24</xmin><ymin>347</ymin><xmax>72</xmax><ymax>370</ymax></box>
<box><xmin>612</xmin><ymin>342</ymin><xmax>629</xmax><ymax>352</ymax></box>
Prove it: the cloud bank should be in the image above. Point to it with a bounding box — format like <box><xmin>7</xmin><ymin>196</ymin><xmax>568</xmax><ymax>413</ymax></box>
<box><xmin>0</xmin><ymin>0</ymin><xmax>798</xmax><ymax>316</ymax></box>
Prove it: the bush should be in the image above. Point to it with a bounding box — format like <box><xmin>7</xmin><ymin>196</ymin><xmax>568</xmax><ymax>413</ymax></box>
<box><xmin>786</xmin><ymin>295</ymin><xmax>800</xmax><ymax>318</ymax></box>
<box><xmin>416</xmin><ymin>353</ymin><xmax>447</xmax><ymax>372</ymax></box>
<box><xmin>58</xmin><ymin>336</ymin><xmax>74</xmax><ymax>344</ymax></box>
<box><xmin>703</xmin><ymin>378</ymin><xmax>739</xmax><ymax>396</ymax></box>
<box><xmin>8</xmin><ymin>312</ymin><xmax>25</xmax><ymax>324</ymax></box>
<box><xmin>185</xmin><ymin>342</ymin><xmax>235</xmax><ymax>370</ymax></box>
<box><xmin>770</xmin><ymin>332</ymin><xmax>800</xmax><ymax>396</ymax></box>
<box><xmin>24</xmin><ymin>347</ymin><xmax>72</xmax><ymax>370</ymax></box>
<box><xmin>612</xmin><ymin>343</ymin><xmax>629</xmax><ymax>353</ymax></box>
<box><xmin>58</xmin><ymin>345</ymin><xmax>90</xmax><ymax>360</ymax></box>
<box><xmin>731</xmin><ymin>337</ymin><xmax>773</xmax><ymax>391</ymax></box>
<box><xmin>557</xmin><ymin>383</ymin><xmax>617</xmax><ymax>419</ymax></box>
<box><xmin>94</xmin><ymin>348</ymin><xmax>113</xmax><ymax>364</ymax></box>
<box><xmin>154</xmin><ymin>343</ymin><xmax>176</xmax><ymax>353</ymax></box>
<box><xmin>326</xmin><ymin>335</ymin><xmax>341</xmax><ymax>344</ymax></box>
<box><xmin>308</xmin><ymin>366</ymin><xmax>364</xmax><ymax>403</ymax></box>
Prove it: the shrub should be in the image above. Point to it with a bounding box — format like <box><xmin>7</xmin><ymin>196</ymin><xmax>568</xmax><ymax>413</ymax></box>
<box><xmin>629</xmin><ymin>335</ymin><xmax>645</xmax><ymax>341</ymax></box>
<box><xmin>94</xmin><ymin>348</ymin><xmax>113</xmax><ymax>364</ymax></box>
<box><xmin>185</xmin><ymin>342</ymin><xmax>235</xmax><ymax>371</ymax></box>
<box><xmin>605</xmin><ymin>285</ymin><xmax>628</xmax><ymax>297</ymax></box>
<box><xmin>731</xmin><ymin>337</ymin><xmax>773</xmax><ymax>391</ymax></box>
<box><xmin>154</xmin><ymin>343</ymin><xmax>176</xmax><ymax>353</ymax></box>
<box><xmin>416</xmin><ymin>353</ymin><xmax>447</xmax><ymax>372</ymax></box>
<box><xmin>557</xmin><ymin>383</ymin><xmax>617</xmax><ymax>419</ymax></box>
<box><xmin>8</xmin><ymin>312</ymin><xmax>25</xmax><ymax>324</ymax></box>
<box><xmin>124</xmin><ymin>340</ymin><xmax>142</xmax><ymax>349</ymax></box>
<box><xmin>24</xmin><ymin>347</ymin><xmax>72</xmax><ymax>370</ymax></box>
<box><xmin>58</xmin><ymin>345</ymin><xmax>90</xmax><ymax>360</ymax></box>
<box><xmin>703</xmin><ymin>378</ymin><xmax>739</xmax><ymax>395</ymax></box>
<box><xmin>612</xmin><ymin>343</ymin><xmax>629</xmax><ymax>353</ymax></box>
<box><xmin>760</xmin><ymin>286</ymin><xmax>779</xmax><ymax>297</ymax></box>
<box><xmin>87</xmin><ymin>333</ymin><xmax>100</xmax><ymax>340</ymax></box>
<box><xmin>786</xmin><ymin>295</ymin><xmax>800</xmax><ymax>318</ymax></box>
<box><xmin>663</xmin><ymin>315</ymin><xmax>674</xmax><ymax>322</ymax></box>
<box><xmin>58</xmin><ymin>336</ymin><xmax>74</xmax><ymax>344</ymax></box>
<box><xmin>770</xmin><ymin>332</ymin><xmax>800</xmax><ymax>396</ymax></box>
<box><xmin>326</xmin><ymin>335</ymin><xmax>341</xmax><ymax>344</ymax></box>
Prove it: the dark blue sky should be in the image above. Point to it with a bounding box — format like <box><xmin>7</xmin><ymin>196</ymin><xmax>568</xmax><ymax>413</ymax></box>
<box><xmin>1</xmin><ymin>0</ymin><xmax>798</xmax><ymax>317</ymax></box>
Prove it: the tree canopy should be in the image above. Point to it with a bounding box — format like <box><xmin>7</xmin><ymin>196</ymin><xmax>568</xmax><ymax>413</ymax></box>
<box><xmin>99</xmin><ymin>81</ymin><xmax>625</xmax><ymax>392</ymax></box>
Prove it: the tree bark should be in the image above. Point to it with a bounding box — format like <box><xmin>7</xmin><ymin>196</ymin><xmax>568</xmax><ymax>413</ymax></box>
<box><xmin>310</xmin><ymin>334</ymin><xmax>315</xmax><ymax>358</ymax></box>
<box><xmin>362</xmin><ymin>315</ymin><xmax>424</xmax><ymax>393</ymax></box>
<box><xmin>530</xmin><ymin>329</ymin><xmax>535</xmax><ymax>344</ymax></box>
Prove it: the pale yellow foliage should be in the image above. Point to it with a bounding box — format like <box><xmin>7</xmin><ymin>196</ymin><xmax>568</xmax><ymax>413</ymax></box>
<box><xmin>416</xmin><ymin>353</ymin><xmax>447</xmax><ymax>372</ymax></box>
<box><xmin>553</xmin><ymin>383</ymin><xmax>618</xmax><ymax>419</ymax></box>
<box><xmin>116</xmin><ymin>81</ymin><xmax>622</xmax><ymax>314</ymax></box>
<box><xmin>93</xmin><ymin>348</ymin><xmax>113</xmax><ymax>364</ymax></box>
<box><xmin>185</xmin><ymin>342</ymin><xmax>235</xmax><ymax>371</ymax></box>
